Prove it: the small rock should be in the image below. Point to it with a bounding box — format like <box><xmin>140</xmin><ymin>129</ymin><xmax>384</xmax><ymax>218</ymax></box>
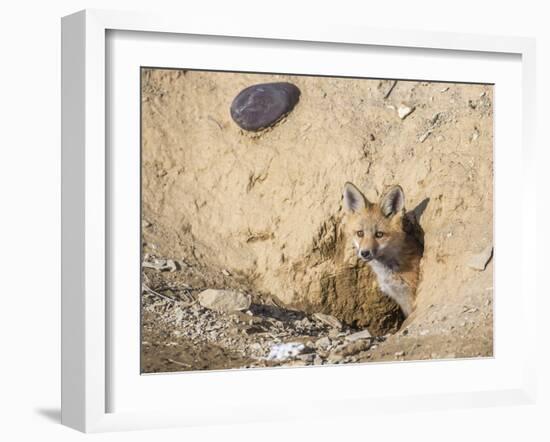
<box><xmin>328</xmin><ymin>329</ymin><xmax>347</xmax><ymax>339</ymax></box>
<box><xmin>221</xmin><ymin>269</ymin><xmax>231</xmax><ymax>276</ymax></box>
<box><xmin>313</xmin><ymin>356</ymin><xmax>324</xmax><ymax>365</ymax></box>
<box><xmin>394</xmin><ymin>351</ymin><xmax>405</xmax><ymax>357</ymax></box>
<box><xmin>287</xmin><ymin>360</ymin><xmax>308</xmax><ymax>367</ymax></box>
<box><xmin>326</xmin><ymin>354</ymin><xmax>344</xmax><ymax>364</ymax></box>
<box><xmin>398</xmin><ymin>104</ymin><xmax>415</xmax><ymax>119</ymax></box>
<box><xmin>337</xmin><ymin>340</ymin><xmax>371</xmax><ymax>356</ymax></box>
<box><xmin>230</xmin><ymin>82</ymin><xmax>301</xmax><ymax>132</ymax></box>
<box><xmin>315</xmin><ymin>336</ymin><xmax>331</xmax><ymax>349</ymax></box>
<box><xmin>173</xmin><ymin>307</ymin><xmax>185</xmax><ymax>322</ymax></box>
<box><xmin>177</xmin><ymin>259</ymin><xmax>191</xmax><ymax>269</ymax></box>
<box><xmin>250</xmin><ymin>343</ymin><xmax>262</xmax><ymax>352</ymax></box>
<box><xmin>313</xmin><ymin>313</ymin><xmax>342</xmax><ymax>330</ymax></box>
<box><xmin>345</xmin><ymin>329</ymin><xmax>372</xmax><ymax>342</ymax></box>
<box><xmin>297</xmin><ymin>353</ymin><xmax>315</xmax><ymax>363</ymax></box>
<box><xmin>244</xmin><ymin>325</ymin><xmax>266</xmax><ymax>335</ymax></box>
<box><xmin>467</xmin><ymin>245</ymin><xmax>493</xmax><ymax>271</ymax></box>
<box><xmin>142</xmin><ymin>258</ymin><xmax>179</xmax><ymax>272</ymax></box>
<box><xmin>198</xmin><ymin>289</ymin><xmax>251</xmax><ymax>313</ymax></box>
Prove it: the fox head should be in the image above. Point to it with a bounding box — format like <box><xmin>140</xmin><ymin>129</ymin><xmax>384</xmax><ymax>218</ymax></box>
<box><xmin>342</xmin><ymin>182</ymin><xmax>407</xmax><ymax>264</ymax></box>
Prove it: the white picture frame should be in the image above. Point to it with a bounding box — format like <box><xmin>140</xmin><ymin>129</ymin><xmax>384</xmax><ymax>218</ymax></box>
<box><xmin>61</xmin><ymin>9</ymin><xmax>537</xmax><ymax>433</ymax></box>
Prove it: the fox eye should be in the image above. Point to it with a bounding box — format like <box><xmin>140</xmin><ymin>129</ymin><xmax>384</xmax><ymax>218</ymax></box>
<box><xmin>375</xmin><ymin>231</ymin><xmax>384</xmax><ymax>238</ymax></box>
<box><xmin>356</xmin><ymin>230</ymin><xmax>364</xmax><ymax>238</ymax></box>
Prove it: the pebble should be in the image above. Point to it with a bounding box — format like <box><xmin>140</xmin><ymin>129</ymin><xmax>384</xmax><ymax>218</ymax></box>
<box><xmin>313</xmin><ymin>313</ymin><xmax>342</xmax><ymax>330</ymax></box>
<box><xmin>327</xmin><ymin>354</ymin><xmax>344</xmax><ymax>364</ymax></box>
<box><xmin>467</xmin><ymin>245</ymin><xmax>493</xmax><ymax>271</ymax></box>
<box><xmin>345</xmin><ymin>329</ymin><xmax>372</xmax><ymax>342</ymax></box>
<box><xmin>142</xmin><ymin>258</ymin><xmax>179</xmax><ymax>272</ymax></box>
<box><xmin>198</xmin><ymin>289</ymin><xmax>251</xmax><ymax>313</ymax></box>
<box><xmin>336</xmin><ymin>340</ymin><xmax>371</xmax><ymax>356</ymax></box>
<box><xmin>230</xmin><ymin>82</ymin><xmax>301</xmax><ymax>131</ymax></box>
<box><xmin>316</xmin><ymin>336</ymin><xmax>331</xmax><ymax>349</ymax></box>
<box><xmin>328</xmin><ymin>329</ymin><xmax>347</xmax><ymax>339</ymax></box>
<box><xmin>290</xmin><ymin>360</ymin><xmax>310</xmax><ymax>367</ymax></box>
<box><xmin>398</xmin><ymin>104</ymin><xmax>415</xmax><ymax>119</ymax></box>
<box><xmin>297</xmin><ymin>353</ymin><xmax>315</xmax><ymax>363</ymax></box>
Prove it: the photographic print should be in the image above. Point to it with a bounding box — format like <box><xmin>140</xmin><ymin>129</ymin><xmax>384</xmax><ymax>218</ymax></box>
<box><xmin>140</xmin><ymin>69</ymin><xmax>493</xmax><ymax>373</ymax></box>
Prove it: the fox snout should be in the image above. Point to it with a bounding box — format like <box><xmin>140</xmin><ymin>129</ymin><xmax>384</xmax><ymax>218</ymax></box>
<box><xmin>359</xmin><ymin>248</ymin><xmax>375</xmax><ymax>261</ymax></box>
<box><xmin>353</xmin><ymin>236</ymin><xmax>378</xmax><ymax>261</ymax></box>
<box><xmin>355</xmin><ymin>236</ymin><xmax>379</xmax><ymax>261</ymax></box>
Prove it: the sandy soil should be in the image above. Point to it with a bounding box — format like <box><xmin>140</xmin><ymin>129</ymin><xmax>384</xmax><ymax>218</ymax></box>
<box><xmin>140</xmin><ymin>69</ymin><xmax>493</xmax><ymax>372</ymax></box>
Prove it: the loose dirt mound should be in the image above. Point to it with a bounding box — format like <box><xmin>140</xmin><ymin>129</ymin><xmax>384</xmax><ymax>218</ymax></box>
<box><xmin>141</xmin><ymin>69</ymin><xmax>493</xmax><ymax>340</ymax></box>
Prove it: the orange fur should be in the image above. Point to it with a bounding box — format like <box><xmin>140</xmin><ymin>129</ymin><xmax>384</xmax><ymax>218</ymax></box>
<box><xmin>342</xmin><ymin>182</ymin><xmax>423</xmax><ymax>317</ymax></box>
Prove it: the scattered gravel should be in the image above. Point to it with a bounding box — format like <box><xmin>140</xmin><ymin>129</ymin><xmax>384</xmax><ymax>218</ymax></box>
<box><xmin>141</xmin><ymin>273</ymin><xmax>385</xmax><ymax>370</ymax></box>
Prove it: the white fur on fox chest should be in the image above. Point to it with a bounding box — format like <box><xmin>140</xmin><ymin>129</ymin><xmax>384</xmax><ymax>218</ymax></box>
<box><xmin>369</xmin><ymin>261</ymin><xmax>412</xmax><ymax>316</ymax></box>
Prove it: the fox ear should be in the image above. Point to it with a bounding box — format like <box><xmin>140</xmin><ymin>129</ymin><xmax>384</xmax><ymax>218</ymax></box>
<box><xmin>380</xmin><ymin>185</ymin><xmax>405</xmax><ymax>217</ymax></box>
<box><xmin>343</xmin><ymin>182</ymin><xmax>368</xmax><ymax>213</ymax></box>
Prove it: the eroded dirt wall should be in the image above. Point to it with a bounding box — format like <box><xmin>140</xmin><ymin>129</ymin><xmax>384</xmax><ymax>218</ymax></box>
<box><xmin>141</xmin><ymin>69</ymin><xmax>493</xmax><ymax>336</ymax></box>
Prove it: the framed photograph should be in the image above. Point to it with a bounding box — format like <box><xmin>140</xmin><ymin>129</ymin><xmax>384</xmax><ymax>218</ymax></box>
<box><xmin>61</xmin><ymin>9</ymin><xmax>537</xmax><ymax>433</ymax></box>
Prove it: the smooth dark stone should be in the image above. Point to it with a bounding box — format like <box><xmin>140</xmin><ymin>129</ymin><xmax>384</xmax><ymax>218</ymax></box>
<box><xmin>230</xmin><ymin>82</ymin><xmax>301</xmax><ymax>131</ymax></box>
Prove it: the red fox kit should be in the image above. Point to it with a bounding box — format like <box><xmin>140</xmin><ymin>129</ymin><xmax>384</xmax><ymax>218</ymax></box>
<box><xmin>342</xmin><ymin>182</ymin><xmax>423</xmax><ymax>317</ymax></box>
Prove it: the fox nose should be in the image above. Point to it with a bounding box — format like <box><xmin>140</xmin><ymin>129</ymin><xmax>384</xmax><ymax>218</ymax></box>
<box><xmin>360</xmin><ymin>249</ymin><xmax>372</xmax><ymax>259</ymax></box>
